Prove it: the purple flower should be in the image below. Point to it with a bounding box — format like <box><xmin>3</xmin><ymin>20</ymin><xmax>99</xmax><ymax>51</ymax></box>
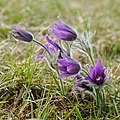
<box><xmin>10</xmin><ymin>25</ymin><xmax>34</xmax><ymax>42</ymax></box>
<box><xmin>73</xmin><ymin>75</ymin><xmax>93</xmax><ymax>91</ymax></box>
<box><xmin>45</xmin><ymin>34</ymin><xmax>62</xmax><ymax>53</ymax></box>
<box><xmin>50</xmin><ymin>16</ymin><xmax>77</xmax><ymax>41</ymax></box>
<box><xmin>85</xmin><ymin>59</ymin><xmax>109</xmax><ymax>86</ymax></box>
<box><xmin>35</xmin><ymin>55</ymin><xmax>45</xmax><ymax>60</ymax></box>
<box><xmin>57</xmin><ymin>53</ymin><xmax>80</xmax><ymax>79</ymax></box>
<box><xmin>76</xmin><ymin>75</ymin><xmax>83</xmax><ymax>82</ymax></box>
<box><xmin>74</xmin><ymin>82</ymin><xmax>92</xmax><ymax>91</ymax></box>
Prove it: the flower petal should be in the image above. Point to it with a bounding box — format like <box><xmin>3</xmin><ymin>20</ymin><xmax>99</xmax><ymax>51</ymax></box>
<box><xmin>96</xmin><ymin>77</ymin><xmax>104</xmax><ymax>85</ymax></box>
<box><xmin>76</xmin><ymin>75</ymin><xmax>82</xmax><ymax>80</ymax></box>
<box><xmin>67</xmin><ymin>64</ymin><xmax>80</xmax><ymax>74</ymax></box>
<box><xmin>46</xmin><ymin>34</ymin><xmax>62</xmax><ymax>52</ymax></box>
<box><xmin>35</xmin><ymin>55</ymin><xmax>45</xmax><ymax>60</ymax></box>
<box><xmin>58</xmin><ymin>73</ymin><xmax>71</xmax><ymax>79</ymax></box>
<box><xmin>44</xmin><ymin>43</ymin><xmax>55</xmax><ymax>53</ymax></box>
<box><xmin>11</xmin><ymin>25</ymin><xmax>34</xmax><ymax>42</ymax></box>
<box><xmin>57</xmin><ymin>16</ymin><xmax>77</xmax><ymax>36</ymax></box>
<box><xmin>56</xmin><ymin>66</ymin><xmax>67</xmax><ymax>72</ymax></box>
<box><xmin>50</xmin><ymin>17</ymin><xmax>77</xmax><ymax>41</ymax></box>
<box><xmin>61</xmin><ymin>53</ymin><xmax>73</xmax><ymax>62</ymax></box>
<box><xmin>57</xmin><ymin>53</ymin><xmax>80</xmax><ymax>78</ymax></box>
<box><xmin>96</xmin><ymin>59</ymin><xmax>104</xmax><ymax>76</ymax></box>
<box><xmin>90</xmin><ymin>66</ymin><xmax>97</xmax><ymax>80</ymax></box>
<box><xmin>54</xmin><ymin>23</ymin><xmax>77</xmax><ymax>38</ymax></box>
<box><xmin>57</xmin><ymin>59</ymin><xmax>68</xmax><ymax>66</ymax></box>
<box><xmin>104</xmin><ymin>75</ymin><xmax>110</xmax><ymax>80</ymax></box>
<box><xmin>51</xmin><ymin>27</ymin><xmax>76</xmax><ymax>41</ymax></box>
<box><xmin>85</xmin><ymin>76</ymin><xmax>95</xmax><ymax>84</ymax></box>
<box><xmin>85</xmin><ymin>76</ymin><xmax>91</xmax><ymax>81</ymax></box>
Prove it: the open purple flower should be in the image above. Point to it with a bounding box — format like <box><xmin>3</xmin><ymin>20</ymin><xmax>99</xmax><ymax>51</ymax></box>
<box><xmin>45</xmin><ymin>34</ymin><xmax>62</xmax><ymax>53</ymax></box>
<box><xmin>10</xmin><ymin>25</ymin><xmax>34</xmax><ymax>42</ymax></box>
<box><xmin>50</xmin><ymin>16</ymin><xmax>77</xmax><ymax>41</ymax></box>
<box><xmin>57</xmin><ymin>53</ymin><xmax>80</xmax><ymax>79</ymax></box>
<box><xmin>85</xmin><ymin>59</ymin><xmax>109</xmax><ymax>86</ymax></box>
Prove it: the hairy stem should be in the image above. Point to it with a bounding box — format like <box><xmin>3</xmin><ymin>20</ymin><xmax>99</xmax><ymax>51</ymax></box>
<box><xmin>33</xmin><ymin>39</ymin><xmax>52</xmax><ymax>57</ymax></box>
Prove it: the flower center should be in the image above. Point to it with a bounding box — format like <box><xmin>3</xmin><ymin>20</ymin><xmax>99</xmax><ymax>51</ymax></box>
<box><xmin>96</xmin><ymin>76</ymin><xmax>102</xmax><ymax>81</ymax></box>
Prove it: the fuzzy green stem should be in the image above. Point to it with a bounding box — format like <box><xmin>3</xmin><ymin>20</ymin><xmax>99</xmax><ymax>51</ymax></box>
<box><xmin>94</xmin><ymin>87</ymin><xmax>106</xmax><ymax>111</ymax></box>
<box><xmin>77</xmin><ymin>37</ymin><xmax>95</xmax><ymax>66</ymax></box>
<box><xmin>88</xmin><ymin>51</ymin><xmax>95</xmax><ymax>66</ymax></box>
<box><xmin>59</xmin><ymin>79</ymin><xmax>65</xmax><ymax>96</ymax></box>
<box><xmin>33</xmin><ymin>39</ymin><xmax>52</xmax><ymax>58</ymax></box>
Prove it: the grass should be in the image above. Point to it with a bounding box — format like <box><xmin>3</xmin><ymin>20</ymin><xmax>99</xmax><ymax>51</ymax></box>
<box><xmin>0</xmin><ymin>0</ymin><xmax>120</xmax><ymax>119</ymax></box>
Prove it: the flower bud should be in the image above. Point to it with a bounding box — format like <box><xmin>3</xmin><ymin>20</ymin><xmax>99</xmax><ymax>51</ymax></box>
<box><xmin>50</xmin><ymin>16</ymin><xmax>77</xmax><ymax>41</ymax></box>
<box><xmin>57</xmin><ymin>53</ymin><xmax>80</xmax><ymax>78</ymax></box>
<box><xmin>10</xmin><ymin>25</ymin><xmax>34</xmax><ymax>42</ymax></box>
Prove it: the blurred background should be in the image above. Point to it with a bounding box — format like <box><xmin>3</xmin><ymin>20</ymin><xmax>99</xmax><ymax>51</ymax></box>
<box><xmin>0</xmin><ymin>0</ymin><xmax>120</xmax><ymax>60</ymax></box>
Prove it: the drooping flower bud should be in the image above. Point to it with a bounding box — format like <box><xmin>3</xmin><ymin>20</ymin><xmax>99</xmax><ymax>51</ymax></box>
<box><xmin>45</xmin><ymin>34</ymin><xmax>62</xmax><ymax>53</ymax></box>
<box><xmin>10</xmin><ymin>25</ymin><xmax>34</xmax><ymax>42</ymax></box>
<box><xmin>50</xmin><ymin>16</ymin><xmax>77</xmax><ymax>41</ymax></box>
<box><xmin>57</xmin><ymin>53</ymin><xmax>80</xmax><ymax>78</ymax></box>
<box><xmin>73</xmin><ymin>75</ymin><xmax>93</xmax><ymax>92</ymax></box>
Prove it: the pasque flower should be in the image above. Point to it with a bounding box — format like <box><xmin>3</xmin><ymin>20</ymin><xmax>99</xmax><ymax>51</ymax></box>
<box><xmin>45</xmin><ymin>34</ymin><xmax>62</xmax><ymax>53</ymax></box>
<box><xmin>10</xmin><ymin>25</ymin><xmax>34</xmax><ymax>42</ymax></box>
<box><xmin>57</xmin><ymin>53</ymin><xmax>80</xmax><ymax>78</ymax></box>
<box><xmin>73</xmin><ymin>75</ymin><xmax>93</xmax><ymax>91</ymax></box>
<box><xmin>85</xmin><ymin>59</ymin><xmax>109</xmax><ymax>86</ymax></box>
<box><xmin>50</xmin><ymin>16</ymin><xmax>77</xmax><ymax>41</ymax></box>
